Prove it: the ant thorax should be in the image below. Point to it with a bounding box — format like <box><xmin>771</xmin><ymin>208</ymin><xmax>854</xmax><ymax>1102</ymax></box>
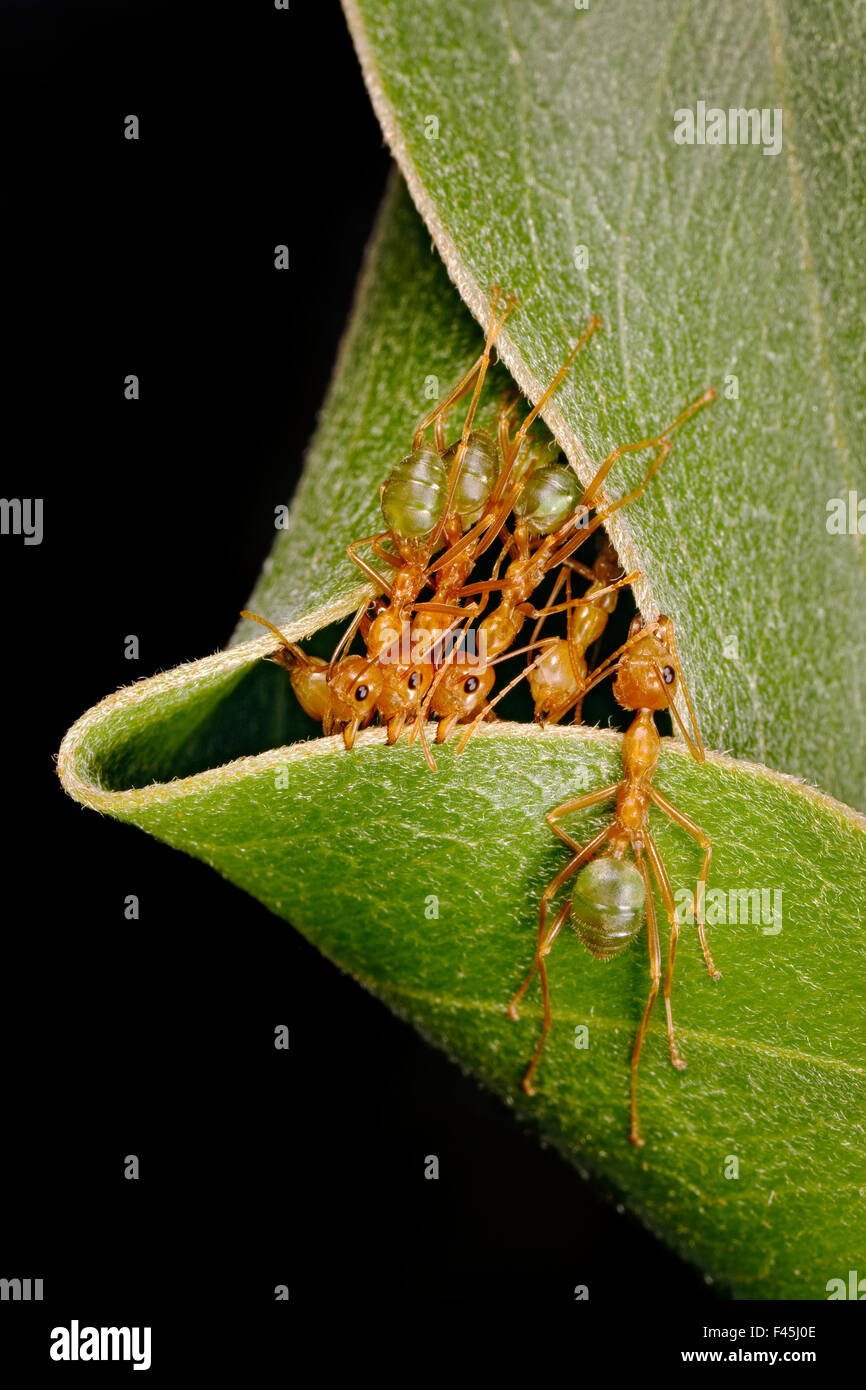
<box><xmin>620</xmin><ymin>710</ymin><xmax>661</xmax><ymax>782</ymax></box>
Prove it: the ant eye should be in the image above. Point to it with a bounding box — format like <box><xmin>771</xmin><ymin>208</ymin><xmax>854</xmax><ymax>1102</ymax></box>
<box><xmin>355</xmin><ymin>684</ymin><xmax>369</xmax><ymax>701</ymax></box>
<box><xmin>464</xmin><ymin>675</ymin><xmax>480</xmax><ymax>694</ymax></box>
<box><xmin>407</xmin><ymin>671</ymin><xmax>421</xmax><ymax>690</ymax></box>
<box><xmin>662</xmin><ymin>665</ymin><xmax>675</xmax><ymax>685</ymax></box>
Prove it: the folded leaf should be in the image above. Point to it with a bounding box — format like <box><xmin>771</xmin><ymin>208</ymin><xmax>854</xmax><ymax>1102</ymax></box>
<box><xmin>344</xmin><ymin>0</ymin><xmax>866</xmax><ymax>810</ymax></box>
<box><xmin>58</xmin><ymin>640</ymin><xmax>866</xmax><ymax>1300</ymax></box>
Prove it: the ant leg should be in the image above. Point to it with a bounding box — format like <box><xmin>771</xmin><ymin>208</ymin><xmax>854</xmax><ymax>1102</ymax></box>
<box><xmin>578</xmin><ymin>628</ymin><xmax>606</xmax><ymax>721</ymax></box>
<box><xmin>346</xmin><ymin>538</ymin><xmax>394</xmax><ymax>596</ymax></box>
<box><xmin>454</xmin><ymin>639</ymin><xmax>564</xmax><ymax>754</ymax></box>
<box><xmin>527</xmin><ymin>564</ymin><xmax>568</xmax><ymax>659</ymax></box>
<box><xmin>517</xmin><ymin>571</ymin><xmax>637</xmax><ymax>624</ymax></box>
<box><xmin>458</xmin><ymin>512</ymin><xmax>532</xmax><ymax>594</ymax></box>
<box><xmin>496</xmin><ymin>387</ymin><xmax>521</xmax><ymax>434</ymax></box>
<box><xmin>648</xmin><ymin>788</ymin><xmax>719</xmax><ymax>981</ymax></box>
<box><xmin>645</xmin><ymin>834</ymin><xmax>687</xmax><ymax>1071</ymax></box>
<box><xmin>457</xmin><ymin>576</ymin><xmax>509</xmax><ymax>600</ymax></box>
<box><xmin>503</xmin><ymin>316</ymin><xmax>602</xmax><ymax>475</ymax></box>
<box><xmin>412</xmin><ymin>356</ymin><xmax>487</xmax><ymax>450</ymax></box>
<box><xmin>411</xmin><ymin>287</ymin><xmax>515</xmax><ymax>450</ymax></box>
<box><xmin>546</xmin><ymin>785</ymin><xmax>620</xmax><ymax>854</ymax></box>
<box><xmin>652</xmin><ymin>620</ymin><xmax>705</xmax><ymax>762</ymax></box>
<box><xmin>547</xmin><ymin>445</ymin><xmax>671</xmax><ymax>575</ymax></box>
<box><xmin>371</xmin><ymin>541</ymin><xmax>402</xmax><ymax>569</ymax></box>
<box><xmin>386</xmin><ymin>712</ymin><xmax>406</xmax><ymax>745</ymax></box>
<box><xmin>431</xmin><ymin>351</ymin><xmax>504</xmax><ymax>451</ymax></box>
<box><xmin>485</xmin><ymin>394</ymin><xmax>522</xmax><ymax>510</ymax></box>
<box><xmin>496</xmin><ymin>522</ymin><xmax>521</xmax><ymax>563</ymax></box>
<box><xmin>579</xmin><ymin>388</ymin><xmax>716</xmax><ymax>509</ymax></box>
<box><xmin>410</xmin><ymin>599</ymin><xmax>474</xmax><ymax>619</ymax></box>
<box><xmin>521</xmin><ymin>900</ymin><xmax>570</xmax><ymax>1096</ymax></box>
<box><xmin>630</xmin><ymin>848</ymin><xmax>662</xmax><ymax>1147</ymax></box>
<box><xmin>470</xmin><ymin>541</ymin><xmax>510</xmax><ymax>624</ymax></box>
<box><xmin>509</xmin><ymin>820</ymin><xmax>613</xmax><ymax>1018</ymax></box>
<box><xmin>429</xmin><ymin>293</ymin><xmax>518</xmax><ymax>548</ymax></box>
<box><xmin>328</xmin><ymin>600</ymin><xmax>369</xmax><ymax>676</ymax></box>
<box><xmin>563</xmin><ymin>556</ymin><xmax>598</xmax><ymax>583</ymax></box>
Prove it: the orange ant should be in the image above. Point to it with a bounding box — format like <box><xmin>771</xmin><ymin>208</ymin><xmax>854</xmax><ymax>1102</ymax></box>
<box><xmin>238</xmin><ymin>606</ymin><xmax>469</xmax><ymax>764</ymax></box>
<box><xmin>240</xmin><ymin>288</ymin><xmax>519</xmax><ymax>751</ymax></box>
<box><xmin>440</xmin><ymin>388</ymin><xmax>717</xmax><ymax>751</ymax></box>
<box><xmin>416</xmin><ymin>316</ymin><xmax>604</xmax><ymax>627</ymax></box>
<box><xmin>254</xmin><ymin>299</ymin><xmax>605</xmax><ymax>755</ymax></box>
<box><xmin>507</xmin><ymin>614</ymin><xmax>720</xmax><ymax>1147</ymax></box>
<box><xmin>339</xmin><ymin>286</ymin><xmax>519</xmax><ymax>665</ymax></box>
<box><xmin>527</xmin><ymin>536</ymin><xmax>626</xmax><ymax>724</ymax></box>
<box><xmin>407</xmin><ymin>317</ymin><xmax>603</xmax><ymax>672</ymax></box>
<box><xmin>237</xmin><ymin>613</ymin><xmax>385</xmax><ymax>744</ymax></box>
<box><xmin>434</xmin><ymin>535</ymin><xmax>630</xmax><ymax>741</ymax></box>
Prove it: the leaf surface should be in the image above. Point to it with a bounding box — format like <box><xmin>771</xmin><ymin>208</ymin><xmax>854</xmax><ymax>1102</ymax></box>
<box><xmin>58</xmin><ymin>640</ymin><xmax>866</xmax><ymax>1299</ymax></box>
<box><xmin>343</xmin><ymin>0</ymin><xmax>866</xmax><ymax>809</ymax></box>
<box><xmin>59</xmin><ymin>22</ymin><xmax>866</xmax><ymax>1293</ymax></box>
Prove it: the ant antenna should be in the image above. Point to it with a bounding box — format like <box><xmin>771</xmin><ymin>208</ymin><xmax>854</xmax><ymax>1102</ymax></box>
<box><xmin>240</xmin><ymin>609</ymin><xmax>305</xmax><ymax>661</ymax></box>
<box><xmin>328</xmin><ymin>600</ymin><xmax>369</xmax><ymax>679</ymax></box>
<box><xmin>653</xmin><ymin>621</ymin><xmax>705</xmax><ymax>762</ymax></box>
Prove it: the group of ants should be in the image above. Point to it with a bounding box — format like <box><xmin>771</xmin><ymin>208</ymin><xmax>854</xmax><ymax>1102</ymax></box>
<box><xmin>243</xmin><ymin>289</ymin><xmax>722</xmax><ymax>1145</ymax></box>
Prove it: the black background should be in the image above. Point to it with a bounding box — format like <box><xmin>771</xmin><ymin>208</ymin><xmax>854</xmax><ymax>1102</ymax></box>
<box><xmin>1</xmin><ymin>0</ymin><xmax>856</xmax><ymax>1373</ymax></box>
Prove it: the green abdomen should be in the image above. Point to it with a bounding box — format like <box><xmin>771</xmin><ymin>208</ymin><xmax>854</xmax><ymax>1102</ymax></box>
<box><xmin>381</xmin><ymin>445</ymin><xmax>448</xmax><ymax>538</ymax></box>
<box><xmin>570</xmin><ymin>856</ymin><xmax>645</xmax><ymax>961</ymax></box>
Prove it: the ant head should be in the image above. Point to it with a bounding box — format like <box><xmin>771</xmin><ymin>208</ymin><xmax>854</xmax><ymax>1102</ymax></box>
<box><xmin>379</xmin><ymin>660</ymin><xmax>434</xmax><ymax>718</ymax></box>
<box><xmin>405</xmin><ymin>664</ymin><xmax>432</xmax><ymax>698</ymax></box>
<box><xmin>432</xmin><ymin>663</ymin><xmax>495</xmax><ymax>720</ymax></box>
<box><xmin>613</xmin><ymin>615</ymin><xmax>677</xmax><ymax>713</ymax></box>
<box><xmin>328</xmin><ymin>655</ymin><xmax>383</xmax><ymax>722</ymax></box>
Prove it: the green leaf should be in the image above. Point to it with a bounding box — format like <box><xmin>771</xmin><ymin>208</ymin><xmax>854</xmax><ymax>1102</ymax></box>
<box><xmin>59</xmin><ymin>43</ymin><xmax>866</xmax><ymax>1295</ymax></box>
<box><xmin>343</xmin><ymin>0</ymin><xmax>866</xmax><ymax>811</ymax></box>
<box><xmin>233</xmin><ymin>176</ymin><xmax>529</xmax><ymax>645</ymax></box>
<box><xmin>58</xmin><ymin>644</ymin><xmax>866</xmax><ymax>1299</ymax></box>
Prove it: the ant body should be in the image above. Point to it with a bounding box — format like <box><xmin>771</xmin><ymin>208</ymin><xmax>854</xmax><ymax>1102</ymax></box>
<box><xmin>508</xmin><ymin>614</ymin><xmax>720</xmax><ymax>1146</ymax></box>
